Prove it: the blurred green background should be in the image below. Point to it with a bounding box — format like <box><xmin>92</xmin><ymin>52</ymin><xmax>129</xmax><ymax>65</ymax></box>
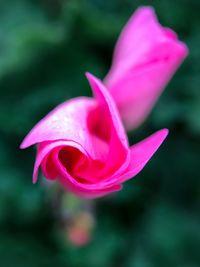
<box><xmin>0</xmin><ymin>0</ymin><xmax>199</xmax><ymax>266</ymax></box>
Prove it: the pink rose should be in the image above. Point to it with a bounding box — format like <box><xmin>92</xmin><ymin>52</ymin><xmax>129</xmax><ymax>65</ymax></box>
<box><xmin>105</xmin><ymin>7</ymin><xmax>188</xmax><ymax>130</ymax></box>
<box><xmin>20</xmin><ymin>73</ymin><xmax>168</xmax><ymax>198</ymax></box>
<box><xmin>20</xmin><ymin>7</ymin><xmax>188</xmax><ymax>198</ymax></box>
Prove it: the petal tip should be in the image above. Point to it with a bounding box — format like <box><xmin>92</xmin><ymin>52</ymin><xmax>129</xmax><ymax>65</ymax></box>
<box><xmin>20</xmin><ymin>134</ymin><xmax>33</xmax><ymax>149</ymax></box>
<box><xmin>137</xmin><ymin>5</ymin><xmax>155</xmax><ymax>13</ymax></box>
<box><xmin>159</xmin><ymin>128</ymin><xmax>169</xmax><ymax>140</ymax></box>
<box><xmin>181</xmin><ymin>43</ymin><xmax>189</xmax><ymax>58</ymax></box>
<box><xmin>135</xmin><ymin>6</ymin><xmax>156</xmax><ymax>19</ymax></box>
<box><xmin>19</xmin><ymin>140</ymin><xmax>26</xmax><ymax>149</ymax></box>
<box><xmin>85</xmin><ymin>72</ymin><xmax>96</xmax><ymax>87</ymax></box>
<box><xmin>32</xmin><ymin>174</ymin><xmax>38</xmax><ymax>184</ymax></box>
<box><xmin>85</xmin><ymin>71</ymin><xmax>94</xmax><ymax>81</ymax></box>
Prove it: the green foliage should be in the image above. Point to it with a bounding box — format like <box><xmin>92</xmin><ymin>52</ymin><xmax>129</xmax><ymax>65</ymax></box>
<box><xmin>0</xmin><ymin>0</ymin><xmax>199</xmax><ymax>266</ymax></box>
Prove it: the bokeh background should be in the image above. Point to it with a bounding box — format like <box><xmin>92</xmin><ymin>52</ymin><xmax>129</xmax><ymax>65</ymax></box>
<box><xmin>0</xmin><ymin>0</ymin><xmax>200</xmax><ymax>266</ymax></box>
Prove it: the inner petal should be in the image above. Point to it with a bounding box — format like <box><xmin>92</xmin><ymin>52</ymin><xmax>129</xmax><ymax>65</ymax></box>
<box><xmin>58</xmin><ymin>146</ymin><xmax>86</xmax><ymax>175</ymax></box>
<box><xmin>41</xmin><ymin>152</ymin><xmax>58</xmax><ymax>180</ymax></box>
<box><xmin>57</xmin><ymin>146</ymin><xmax>105</xmax><ymax>184</ymax></box>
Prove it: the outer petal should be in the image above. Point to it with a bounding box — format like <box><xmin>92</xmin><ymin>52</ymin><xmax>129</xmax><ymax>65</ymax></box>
<box><xmin>104</xmin><ymin>6</ymin><xmax>188</xmax><ymax>130</ymax></box>
<box><xmin>86</xmin><ymin>72</ymin><xmax>128</xmax><ymax>148</ymax></box>
<box><xmin>118</xmin><ymin>129</ymin><xmax>169</xmax><ymax>182</ymax></box>
<box><xmin>20</xmin><ymin>97</ymin><xmax>96</xmax><ymax>151</ymax></box>
<box><xmin>85</xmin><ymin>72</ymin><xmax>130</xmax><ymax>178</ymax></box>
<box><xmin>20</xmin><ymin>97</ymin><xmax>111</xmax><ymax>162</ymax></box>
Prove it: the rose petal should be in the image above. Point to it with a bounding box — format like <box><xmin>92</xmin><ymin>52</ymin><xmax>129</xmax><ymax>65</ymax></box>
<box><xmin>20</xmin><ymin>97</ymin><xmax>110</xmax><ymax>163</ymax></box>
<box><xmin>20</xmin><ymin>98</ymin><xmax>93</xmax><ymax>147</ymax></box>
<box><xmin>32</xmin><ymin>140</ymin><xmax>88</xmax><ymax>183</ymax></box>
<box><xmin>85</xmin><ymin>72</ymin><xmax>130</xmax><ymax>178</ymax></box>
<box><xmin>119</xmin><ymin>129</ymin><xmax>169</xmax><ymax>182</ymax></box>
<box><xmin>104</xmin><ymin>6</ymin><xmax>188</xmax><ymax>130</ymax></box>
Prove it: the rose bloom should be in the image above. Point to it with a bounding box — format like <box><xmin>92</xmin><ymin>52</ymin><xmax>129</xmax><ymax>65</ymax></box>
<box><xmin>20</xmin><ymin>7</ymin><xmax>188</xmax><ymax>198</ymax></box>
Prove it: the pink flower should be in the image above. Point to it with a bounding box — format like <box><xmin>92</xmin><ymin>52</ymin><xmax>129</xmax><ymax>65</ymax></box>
<box><xmin>20</xmin><ymin>7</ymin><xmax>188</xmax><ymax>198</ymax></box>
<box><xmin>104</xmin><ymin>6</ymin><xmax>188</xmax><ymax>130</ymax></box>
<box><xmin>20</xmin><ymin>73</ymin><xmax>168</xmax><ymax>198</ymax></box>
